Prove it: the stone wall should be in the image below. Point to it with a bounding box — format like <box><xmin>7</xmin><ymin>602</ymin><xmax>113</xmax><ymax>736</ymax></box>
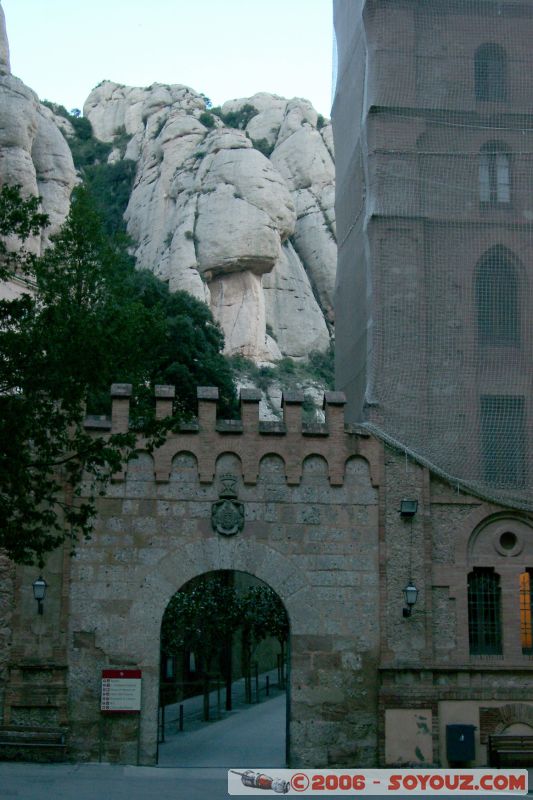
<box><xmin>1</xmin><ymin>389</ymin><xmax>532</xmax><ymax>767</ymax></box>
<box><xmin>378</xmin><ymin>448</ymin><xmax>533</xmax><ymax>767</ymax></box>
<box><xmin>64</xmin><ymin>388</ymin><xmax>382</xmax><ymax>765</ymax></box>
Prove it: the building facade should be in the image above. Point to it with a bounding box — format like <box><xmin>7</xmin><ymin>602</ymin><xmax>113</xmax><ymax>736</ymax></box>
<box><xmin>0</xmin><ymin>386</ymin><xmax>532</xmax><ymax>767</ymax></box>
<box><xmin>1</xmin><ymin>0</ymin><xmax>533</xmax><ymax>770</ymax></box>
<box><xmin>331</xmin><ymin>0</ymin><xmax>533</xmax><ymax>766</ymax></box>
<box><xmin>333</xmin><ymin>0</ymin><xmax>533</xmax><ymax>512</ymax></box>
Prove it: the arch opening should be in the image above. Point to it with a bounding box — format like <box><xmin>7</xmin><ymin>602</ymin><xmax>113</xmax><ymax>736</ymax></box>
<box><xmin>475</xmin><ymin>246</ymin><xmax>520</xmax><ymax>347</ymax></box>
<box><xmin>157</xmin><ymin>569</ymin><xmax>290</xmax><ymax>767</ymax></box>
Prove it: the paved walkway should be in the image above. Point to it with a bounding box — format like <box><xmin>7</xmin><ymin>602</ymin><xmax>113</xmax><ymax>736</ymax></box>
<box><xmin>0</xmin><ymin>694</ymin><xmax>531</xmax><ymax>800</ymax></box>
<box><xmin>160</xmin><ymin>667</ymin><xmax>284</xmax><ymax>739</ymax></box>
<box><xmin>1</xmin><ymin>759</ymin><xmax>531</xmax><ymax>800</ymax></box>
<box><xmin>0</xmin><ymin>692</ymin><xmax>287</xmax><ymax>800</ymax></box>
<box><xmin>158</xmin><ymin>692</ymin><xmax>286</xmax><ymax>766</ymax></box>
<box><xmin>0</xmin><ymin>762</ymin><xmax>230</xmax><ymax>800</ymax></box>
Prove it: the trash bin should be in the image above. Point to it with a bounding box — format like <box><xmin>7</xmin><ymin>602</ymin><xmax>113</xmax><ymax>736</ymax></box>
<box><xmin>446</xmin><ymin>724</ymin><xmax>476</xmax><ymax>763</ymax></box>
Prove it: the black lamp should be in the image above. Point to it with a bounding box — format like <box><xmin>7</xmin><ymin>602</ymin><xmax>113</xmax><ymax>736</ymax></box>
<box><xmin>402</xmin><ymin>580</ymin><xmax>418</xmax><ymax>617</ymax></box>
<box><xmin>32</xmin><ymin>575</ymin><xmax>47</xmax><ymax>615</ymax></box>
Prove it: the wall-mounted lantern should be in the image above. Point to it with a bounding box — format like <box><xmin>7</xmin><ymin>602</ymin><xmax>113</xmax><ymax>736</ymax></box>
<box><xmin>32</xmin><ymin>575</ymin><xmax>47</xmax><ymax>615</ymax></box>
<box><xmin>400</xmin><ymin>499</ymin><xmax>418</xmax><ymax>517</ymax></box>
<box><xmin>402</xmin><ymin>580</ymin><xmax>419</xmax><ymax>618</ymax></box>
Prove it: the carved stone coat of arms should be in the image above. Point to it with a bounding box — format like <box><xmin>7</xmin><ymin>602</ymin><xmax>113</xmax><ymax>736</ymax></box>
<box><xmin>211</xmin><ymin>474</ymin><xmax>244</xmax><ymax>536</ymax></box>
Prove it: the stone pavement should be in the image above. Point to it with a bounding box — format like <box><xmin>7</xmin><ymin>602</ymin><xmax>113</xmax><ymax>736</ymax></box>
<box><xmin>0</xmin><ymin>693</ymin><xmax>531</xmax><ymax>800</ymax></box>
<box><xmin>158</xmin><ymin>691</ymin><xmax>286</xmax><ymax>766</ymax></box>
<box><xmin>0</xmin><ymin>762</ymin><xmax>229</xmax><ymax>800</ymax></box>
<box><xmin>159</xmin><ymin>667</ymin><xmax>284</xmax><ymax>739</ymax></box>
<box><xmin>0</xmin><ymin>694</ymin><xmax>286</xmax><ymax>800</ymax></box>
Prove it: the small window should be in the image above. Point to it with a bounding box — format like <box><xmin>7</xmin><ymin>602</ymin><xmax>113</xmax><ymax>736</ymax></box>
<box><xmin>468</xmin><ymin>568</ymin><xmax>502</xmax><ymax>655</ymax></box>
<box><xmin>480</xmin><ymin>396</ymin><xmax>525</xmax><ymax>488</ymax></box>
<box><xmin>520</xmin><ymin>570</ymin><xmax>533</xmax><ymax>655</ymax></box>
<box><xmin>475</xmin><ymin>44</ymin><xmax>507</xmax><ymax>101</ymax></box>
<box><xmin>479</xmin><ymin>144</ymin><xmax>510</xmax><ymax>205</ymax></box>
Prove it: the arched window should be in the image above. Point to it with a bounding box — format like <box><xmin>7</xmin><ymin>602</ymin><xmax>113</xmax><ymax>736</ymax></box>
<box><xmin>475</xmin><ymin>43</ymin><xmax>507</xmax><ymax>101</ymax></box>
<box><xmin>475</xmin><ymin>246</ymin><xmax>519</xmax><ymax>346</ymax></box>
<box><xmin>468</xmin><ymin>568</ymin><xmax>502</xmax><ymax>655</ymax></box>
<box><xmin>479</xmin><ymin>143</ymin><xmax>510</xmax><ymax>205</ymax></box>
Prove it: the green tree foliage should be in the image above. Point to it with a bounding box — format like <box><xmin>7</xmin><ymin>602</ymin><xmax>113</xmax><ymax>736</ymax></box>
<box><xmin>0</xmin><ymin>186</ymin><xmax>237</xmax><ymax>564</ymax></box>
<box><xmin>161</xmin><ymin>573</ymin><xmax>288</xmax><ymax>673</ymax></box>
<box><xmin>241</xmin><ymin>585</ymin><xmax>289</xmax><ymax>649</ymax></box>
<box><xmin>161</xmin><ymin>574</ymin><xmax>243</xmax><ymax>672</ymax></box>
<box><xmin>240</xmin><ymin>584</ymin><xmax>289</xmax><ymax>693</ymax></box>
<box><xmin>80</xmin><ymin>160</ymin><xmax>137</xmax><ymax>238</ymax></box>
<box><xmin>210</xmin><ymin>104</ymin><xmax>258</xmax><ymax>130</ymax></box>
<box><xmin>0</xmin><ymin>185</ymin><xmax>48</xmax><ymax>278</ymax></box>
<box><xmin>125</xmin><ymin>269</ymin><xmax>236</xmax><ymax>418</ymax></box>
<box><xmin>231</xmin><ymin>344</ymin><xmax>335</xmax><ymax>401</ymax></box>
<box><xmin>251</xmin><ymin>137</ymin><xmax>275</xmax><ymax>158</ymax></box>
<box><xmin>199</xmin><ymin>111</ymin><xmax>216</xmax><ymax>129</ymax></box>
<box><xmin>43</xmin><ymin>101</ymin><xmax>134</xmax><ymax>237</ymax></box>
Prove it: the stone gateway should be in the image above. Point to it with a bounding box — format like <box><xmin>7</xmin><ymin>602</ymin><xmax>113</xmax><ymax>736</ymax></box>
<box><xmin>1</xmin><ymin>387</ymin><xmax>532</xmax><ymax>767</ymax></box>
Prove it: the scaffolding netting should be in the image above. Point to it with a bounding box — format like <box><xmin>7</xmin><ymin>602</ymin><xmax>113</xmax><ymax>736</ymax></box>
<box><xmin>333</xmin><ymin>0</ymin><xmax>533</xmax><ymax>510</ymax></box>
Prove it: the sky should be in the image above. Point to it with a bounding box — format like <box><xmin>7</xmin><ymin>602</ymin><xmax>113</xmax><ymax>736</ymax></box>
<box><xmin>2</xmin><ymin>0</ymin><xmax>334</xmax><ymax>117</ymax></box>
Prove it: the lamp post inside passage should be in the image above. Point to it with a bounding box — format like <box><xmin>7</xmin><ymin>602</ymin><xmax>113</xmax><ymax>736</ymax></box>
<box><xmin>32</xmin><ymin>575</ymin><xmax>47</xmax><ymax>615</ymax></box>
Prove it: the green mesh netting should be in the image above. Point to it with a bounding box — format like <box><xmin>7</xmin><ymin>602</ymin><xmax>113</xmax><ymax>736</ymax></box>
<box><xmin>333</xmin><ymin>0</ymin><xmax>533</xmax><ymax>510</ymax></box>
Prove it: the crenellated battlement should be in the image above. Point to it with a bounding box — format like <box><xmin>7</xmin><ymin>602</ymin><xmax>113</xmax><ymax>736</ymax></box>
<box><xmin>84</xmin><ymin>385</ymin><xmax>380</xmax><ymax>487</ymax></box>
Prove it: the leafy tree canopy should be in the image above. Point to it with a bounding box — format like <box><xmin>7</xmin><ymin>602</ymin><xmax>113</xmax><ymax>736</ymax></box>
<box><xmin>161</xmin><ymin>573</ymin><xmax>289</xmax><ymax>672</ymax></box>
<box><xmin>0</xmin><ymin>185</ymin><xmax>237</xmax><ymax>565</ymax></box>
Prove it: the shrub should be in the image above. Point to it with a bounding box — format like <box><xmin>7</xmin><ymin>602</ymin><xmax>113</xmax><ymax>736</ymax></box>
<box><xmin>199</xmin><ymin>111</ymin><xmax>216</xmax><ymax>129</ymax></box>
<box><xmin>153</xmin><ymin>116</ymin><xmax>166</xmax><ymax>139</ymax></box>
<box><xmin>82</xmin><ymin>159</ymin><xmax>137</xmax><ymax>237</ymax></box>
<box><xmin>252</xmin><ymin>137</ymin><xmax>274</xmax><ymax>158</ymax></box>
<box><xmin>229</xmin><ymin>341</ymin><xmax>335</xmax><ymax>396</ymax></box>
<box><xmin>209</xmin><ymin>104</ymin><xmax>259</xmax><ymax>131</ymax></box>
<box><xmin>71</xmin><ymin>116</ymin><xmax>92</xmax><ymax>140</ymax></box>
<box><xmin>113</xmin><ymin>125</ymin><xmax>132</xmax><ymax>156</ymax></box>
<box><xmin>222</xmin><ymin>103</ymin><xmax>258</xmax><ymax>130</ymax></box>
<box><xmin>307</xmin><ymin>343</ymin><xmax>335</xmax><ymax>387</ymax></box>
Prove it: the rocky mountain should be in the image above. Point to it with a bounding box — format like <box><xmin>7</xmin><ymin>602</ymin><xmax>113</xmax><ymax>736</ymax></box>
<box><xmin>0</xmin><ymin>0</ymin><xmax>335</xmax><ymax>364</ymax></box>
<box><xmin>0</xmin><ymin>3</ymin><xmax>76</xmax><ymax>264</ymax></box>
<box><xmin>83</xmin><ymin>82</ymin><xmax>336</xmax><ymax>361</ymax></box>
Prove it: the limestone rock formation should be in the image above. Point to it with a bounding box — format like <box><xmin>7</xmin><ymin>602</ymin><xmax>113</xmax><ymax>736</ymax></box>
<box><xmin>0</xmin><ymin>1</ymin><xmax>9</xmax><ymax>76</ymax></box>
<box><xmin>0</xmin><ymin>2</ymin><xmax>76</xmax><ymax>255</ymax></box>
<box><xmin>84</xmin><ymin>83</ymin><xmax>336</xmax><ymax>360</ymax></box>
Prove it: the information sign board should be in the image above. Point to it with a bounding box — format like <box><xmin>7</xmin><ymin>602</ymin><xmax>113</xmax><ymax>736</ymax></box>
<box><xmin>101</xmin><ymin>669</ymin><xmax>142</xmax><ymax>713</ymax></box>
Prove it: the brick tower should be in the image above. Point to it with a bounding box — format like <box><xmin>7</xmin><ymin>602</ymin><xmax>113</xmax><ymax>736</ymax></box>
<box><xmin>332</xmin><ymin>0</ymin><xmax>533</xmax><ymax>510</ymax></box>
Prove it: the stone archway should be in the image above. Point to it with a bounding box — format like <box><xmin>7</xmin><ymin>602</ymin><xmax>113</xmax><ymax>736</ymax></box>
<box><xmin>125</xmin><ymin>538</ymin><xmax>308</xmax><ymax>765</ymax></box>
<box><xmin>157</xmin><ymin>568</ymin><xmax>290</xmax><ymax>766</ymax></box>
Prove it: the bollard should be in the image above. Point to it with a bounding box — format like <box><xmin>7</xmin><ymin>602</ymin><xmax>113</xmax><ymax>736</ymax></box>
<box><xmin>179</xmin><ymin>703</ymin><xmax>184</xmax><ymax>732</ymax></box>
<box><xmin>254</xmin><ymin>662</ymin><xmax>259</xmax><ymax>703</ymax></box>
<box><xmin>266</xmin><ymin>675</ymin><xmax>270</xmax><ymax>697</ymax></box>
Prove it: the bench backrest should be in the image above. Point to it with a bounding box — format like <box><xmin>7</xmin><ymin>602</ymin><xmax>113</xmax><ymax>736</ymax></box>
<box><xmin>489</xmin><ymin>735</ymin><xmax>533</xmax><ymax>750</ymax></box>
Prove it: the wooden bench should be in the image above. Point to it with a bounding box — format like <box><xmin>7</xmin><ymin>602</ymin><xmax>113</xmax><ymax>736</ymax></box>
<box><xmin>488</xmin><ymin>735</ymin><xmax>533</xmax><ymax>767</ymax></box>
<box><xmin>0</xmin><ymin>726</ymin><xmax>67</xmax><ymax>761</ymax></box>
